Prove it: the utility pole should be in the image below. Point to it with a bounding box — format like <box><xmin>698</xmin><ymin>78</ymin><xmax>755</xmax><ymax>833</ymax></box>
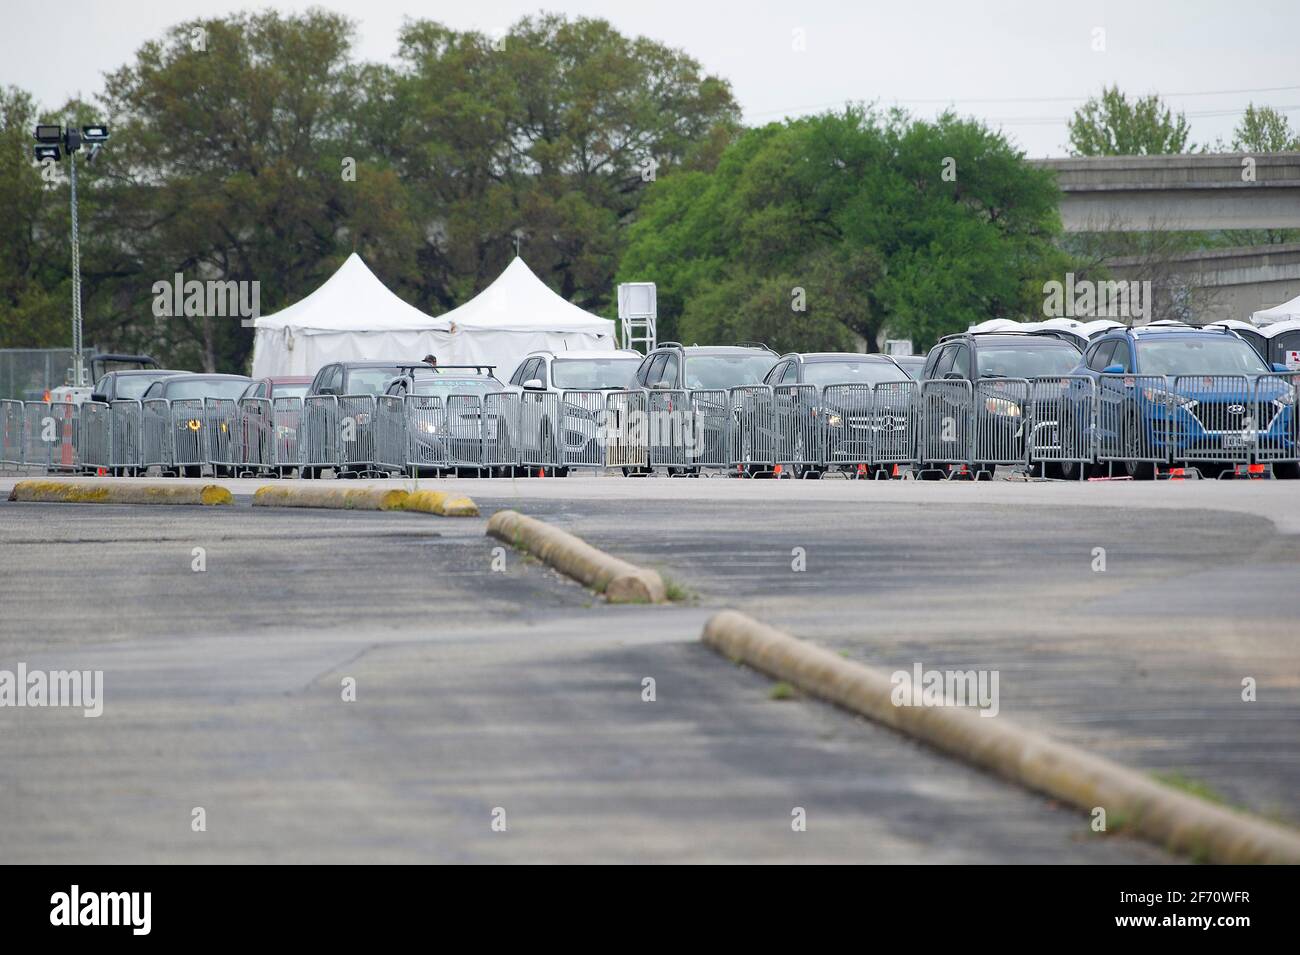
<box><xmin>33</xmin><ymin>122</ymin><xmax>110</xmax><ymax>389</ymax></box>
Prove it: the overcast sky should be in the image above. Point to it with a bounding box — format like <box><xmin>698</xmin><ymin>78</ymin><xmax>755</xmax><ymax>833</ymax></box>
<box><xmin>5</xmin><ymin>0</ymin><xmax>1299</xmax><ymax>156</ymax></box>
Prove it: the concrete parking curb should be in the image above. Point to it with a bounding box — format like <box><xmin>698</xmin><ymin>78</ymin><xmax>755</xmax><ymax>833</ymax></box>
<box><xmin>252</xmin><ymin>485</ymin><xmax>409</xmax><ymax>510</ymax></box>
<box><xmin>8</xmin><ymin>479</ymin><xmax>232</xmax><ymax>506</ymax></box>
<box><xmin>702</xmin><ymin>609</ymin><xmax>1300</xmax><ymax>865</ymax></box>
<box><xmin>486</xmin><ymin>509</ymin><xmax>666</xmax><ymax>604</ymax></box>
<box><xmin>251</xmin><ymin>485</ymin><xmax>479</xmax><ymax>516</ymax></box>
<box><xmin>404</xmin><ymin>490</ymin><xmax>480</xmax><ymax>517</ymax></box>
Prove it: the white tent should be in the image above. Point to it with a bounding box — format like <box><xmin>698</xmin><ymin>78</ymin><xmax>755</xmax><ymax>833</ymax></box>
<box><xmin>432</xmin><ymin>257</ymin><xmax>615</xmax><ymax>380</ymax></box>
<box><xmin>1252</xmin><ymin>293</ymin><xmax>1300</xmax><ymax>327</ymax></box>
<box><xmin>251</xmin><ymin>254</ymin><xmax>450</xmax><ymax>378</ymax></box>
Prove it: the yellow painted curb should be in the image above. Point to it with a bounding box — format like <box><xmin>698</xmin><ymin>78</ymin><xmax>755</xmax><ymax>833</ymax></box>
<box><xmin>486</xmin><ymin>509</ymin><xmax>665</xmax><ymax>604</ymax></box>
<box><xmin>252</xmin><ymin>485</ymin><xmax>408</xmax><ymax>510</ymax></box>
<box><xmin>403</xmin><ymin>490</ymin><xmax>480</xmax><ymax>517</ymax></box>
<box><xmin>702</xmin><ymin>609</ymin><xmax>1300</xmax><ymax>865</ymax></box>
<box><xmin>8</xmin><ymin>480</ymin><xmax>232</xmax><ymax>506</ymax></box>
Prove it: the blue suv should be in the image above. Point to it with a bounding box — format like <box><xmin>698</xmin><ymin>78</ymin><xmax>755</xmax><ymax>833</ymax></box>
<box><xmin>1069</xmin><ymin>325</ymin><xmax>1296</xmax><ymax>478</ymax></box>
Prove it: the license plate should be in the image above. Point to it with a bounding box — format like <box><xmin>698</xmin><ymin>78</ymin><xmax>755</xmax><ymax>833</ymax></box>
<box><xmin>1223</xmin><ymin>434</ymin><xmax>1249</xmax><ymax>449</ymax></box>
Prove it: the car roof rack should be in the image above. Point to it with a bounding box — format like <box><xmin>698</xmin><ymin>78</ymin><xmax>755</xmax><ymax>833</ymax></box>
<box><xmin>735</xmin><ymin>341</ymin><xmax>775</xmax><ymax>352</ymax></box>
<box><xmin>396</xmin><ymin>363</ymin><xmax>497</xmax><ymax>375</ymax></box>
<box><xmin>656</xmin><ymin>341</ymin><xmax>684</xmax><ymax>350</ymax></box>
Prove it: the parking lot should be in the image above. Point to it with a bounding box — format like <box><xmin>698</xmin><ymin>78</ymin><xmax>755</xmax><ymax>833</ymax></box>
<box><xmin>2</xmin><ymin>473</ymin><xmax>1296</xmax><ymax>862</ymax></box>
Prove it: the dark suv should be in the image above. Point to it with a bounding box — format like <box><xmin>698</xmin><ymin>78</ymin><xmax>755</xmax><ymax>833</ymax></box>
<box><xmin>918</xmin><ymin>332</ymin><xmax>1082</xmax><ymax>477</ymax></box>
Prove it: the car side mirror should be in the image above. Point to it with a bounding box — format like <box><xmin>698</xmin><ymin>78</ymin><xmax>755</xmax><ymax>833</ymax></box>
<box><xmin>1273</xmin><ymin>362</ymin><xmax>1289</xmax><ymax>373</ymax></box>
<box><xmin>90</xmin><ymin>393</ymin><xmax>107</xmax><ymax>404</ymax></box>
<box><xmin>942</xmin><ymin>371</ymin><xmax>964</xmax><ymax>380</ymax></box>
<box><xmin>523</xmin><ymin>378</ymin><xmax>544</xmax><ymax>390</ymax></box>
<box><xmin>1102</xmin><ymin>364</ymin><xmax>1124</xmax><ymax>374</ymax></box>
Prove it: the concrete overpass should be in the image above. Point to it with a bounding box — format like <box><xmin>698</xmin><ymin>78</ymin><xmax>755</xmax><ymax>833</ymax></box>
<box><xmin>1105</xmin><ymin>242</ymin><xmax>1300</xmax><ymax>324</ymax></box>
<box><xmin>1031</xmin><ymin>152</ymin><xmax>1300</xmax><ymax>232</ymax></box>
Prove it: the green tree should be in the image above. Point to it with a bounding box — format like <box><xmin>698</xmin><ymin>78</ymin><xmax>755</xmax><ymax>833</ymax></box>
<box><xmin>1068</xmin><ymin>86</ymin><xmax>1192</xmax><ymax>156</ymax></box>
<box><xmin>620</xmin><ymin>108</ymin><xmax>1069</xmax><ymax>351</ymax></box>
<box><xmin>374</xmin><ymin>14</ymin><xmax>740</xmax><ymax>316</ymax></box>
<box><xmin>92</xmin><ymin>10</ymin><xmax>413</xmax><ymax>371</ymax></box>
<box><xmin>1231</xmin><ymin>103</ymin><xmax>1300</xmax><ymax>152</ymax></box>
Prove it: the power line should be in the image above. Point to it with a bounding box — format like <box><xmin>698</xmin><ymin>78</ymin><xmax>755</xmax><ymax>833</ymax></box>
<box><xmin>745</xmin><ymin>85</ymin><xmax>1300</xmax><ymax>121</ymax></box>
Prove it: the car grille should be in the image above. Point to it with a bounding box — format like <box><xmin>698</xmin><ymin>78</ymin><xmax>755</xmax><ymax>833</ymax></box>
<box><xmin>1190</xmin><ymin>400</ymin><xmax>1276</xmax><ymax>433</ymax></box>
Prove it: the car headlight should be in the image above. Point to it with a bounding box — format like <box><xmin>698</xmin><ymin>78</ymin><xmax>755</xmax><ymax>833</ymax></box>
<box><xmin>826</xmin><ymin>413</ymin><xmax>844</xmax><ymax>428</ymax></box>
<box><xmin>1142</xmin><ymin>388</ymin><xmax>1197</xmax><ymax>409</ymax></box>
<box><xmin>181</xmin><ymin>418</ymin><xmax>201</xmax><ymax>431</ymax></box>
<box><xmin>984</xmin><ymin>397</ymin><xmax>1022</xmax><ymax>417</ymax></box>
<box><xmin>1273</xmin><ymin>388</ymin><xmax>1296</xmax><ymax>408</ymax></box>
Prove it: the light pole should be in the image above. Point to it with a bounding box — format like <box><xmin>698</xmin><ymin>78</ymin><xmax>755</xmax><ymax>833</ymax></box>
<box><xmin>33</xmin><ymin>123</ymin><xmax>110</xmax><ymax>389</ymax></box>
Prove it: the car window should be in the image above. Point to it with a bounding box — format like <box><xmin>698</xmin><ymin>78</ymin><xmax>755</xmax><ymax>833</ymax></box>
<box><xmin>1087</xmin><ymin>341</ymin><xmax>1117</xmax><ymax>372</ymax></box>
<box><xmin>1135</xmin><ymin>337</ymin><xmax>1269</xmax><ymax>376</ymax></box>
<box><xmin>165</xmin><ymin>379</ymin><xmax>250</xmax><ymax>401</ymax></box>
<box><xmin>643</xmin><ymin>354</ymin><xmax>667</xmax><ymax>387</ymax></box>
<box><xmin>344</xmin><ymin>366</ymin><xmax>403</xmax><ymax>395</ymax></box>
<box><xmin>933</xmin><ymin>345</ymin><xmax>957</xmax><ymax>378</ymax></box>
<box><xmin>681</xmin><ymin>354</ymin><xmax>773</xmax><ymax>390</ymax></box>
<box><xmin>1109</xmin><ymin>341</ymin><xmax>1131</xmax><ymax>372</ymax></box>
<box><xmin>550</xmin><ymin>358</ymin><xmax>642</xmax><ymax>390</ymax></box>
<box><xmin>800</xmin><ymin>360</ymin><xmax>910</xmax><ymax>387</ymax></box>
<box><xmin>951</xmin><ymin>345</ymin><xmax>972</xmax><ymax>380</ymax></box>
<box><xmin>974</xmin><ymin>345</ymin><xmax>1079</xmax><ymax>379</ymax></box>
<box><xmin>763</xmin><ymin>361</ymin><xmax>787</xmax><ymax>385</ymax></box>
<box><xmin>780</xmin><ymin>361</ymin><xmax>801</xmax><ymax>384</ymax></box>
<box><xmin>659</xmin><ymin>354</ymin><xmax>680</xmax><ymax>387</ymax></box>
<box><xmin>412</xmin><ymin>377</ymin><xmax>500</xmax><ymax>399</ymax></box>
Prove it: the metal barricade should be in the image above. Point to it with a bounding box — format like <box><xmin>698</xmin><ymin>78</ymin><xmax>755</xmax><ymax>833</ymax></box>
<box><xmin>301</xmin><ymin>395</ymin><xmax>340</xmax><ymax>470</ymax></box>
<box><xmin>728</xmin><ymin>385</ymin><xmax>775</xmax><ymax>469</ymax></box>
<box><xmin>445</xmin><ymin>394</ymin><xmax>487</xmax><ymax>469</ymax></box>
<box><xmin>871</xmin><ymin>380</ymin><xmax>919</xmax><ymax>466</ymax></box>
<box><xmin>373</xmin><ymin>395</ymin><xmax>408</xmax><ymax>474</ymax></box>
<box><xmin>47</xmin><ymin>401</ymin><xmax>80</xmax><ymax>472</ymax></box>
<box><xmin>1168</xmin><ymin>374</ymin><xmax>1255</xmax><ymax>465</ymax></box>
<box><xmin>405</xmin><ymin>395</ymin><xmax>447</xmax><ymax>472</ymax></box>
<box><xmin>273</xmin><ymin>397</ymin><xmax>302</xmax><ymax>472</ymax></box>
<box><xmin>560</xmin><ymin>390</ymin><xmax>606</xmax><ymax>468</ymax></box>
<box><xmin>22</xmin><ymin>402</ymin><xmax>50</xmax><ymax>471</ymax></box>
<box><xmin>772</xmin><ymin>384</ymin><xmax>820</xmax><ymax>467</ymax></box>
<box><xmin>648</xmin><ymin>389</ymin><xmax>690</xmax><ymax>468</ymax></box>
<box><xmin>170</xmin><ymin>399</ymin><xmax>206</xmax><ymax>470</ymax></box>
<box><xmin>483</xmin><ymin>392</ymin><xmax>521</xmax><ymax>469</ymax></box>
<box><xmin>338</xmin><ymin>394</ymin><xmax>378</xmax><ymax>471</ymax></box>
<box><xmin>110</xmin><ymin>399</ymin><xmax>143</xmax><ymax>473</ymax></box>
<box><xmin>604</xmin><ymin>390</ymin><xmax>648</xmax><ymax>469</ymax></box>
<box><xmin>972</xmin><ymin>378</ymin><xmax>1030</xmax><ymax>466</ymax></box>
<box><xmin>78</xmin><ymin>401</ymin><xmax>112</xmax><ymax>472</ymax></box>
<box><xmin>519</xmin><ymin>391</ymin><xmax>561</xmax><ymax>469</ymax></box>
<box><xmin>142</xmin><ymin>398</ymin><xmax>172</xmax><ymax>470</ymax></box>
<box><xmin>820</xmin><ymin>384</ymin><xmax>873</xmax><ymax>469</ymax></box>
<box><xmin>688</xmin><ymin>389</ymin><xmax>730</xmax><ymax>469</ymax></box>
<box><xmin>919</xmin><ymin>380</ymin><xmax>973</xmax><ymax>466</ymax></box>
<box><xmin>1027</xmin><ymin>376</ymin><xmax>1095</xmax><ymax>468</ymax></box>
<box><xmin>234</xmin><ymin>397</ymin><xmax>272</xmax><ymax>471</ymax></box>
<box><xmin>1095</xmin><ymin>374</ymin><xmax>1171</xmax><ymax>466</ymax></box>
<box><xmin>1251</xmin><ymin>372</ymin><xmax>1299</xmax><ymax>464</ymax></box>
<box><xmin>205</xmin><ymin>398</ymin><xmax>239</xmax><ymax>471</ymax></box>
<box><xmin>1</xmin><ymin>399</ymin><xmax>23</xmax><ymax>467</ymax></box>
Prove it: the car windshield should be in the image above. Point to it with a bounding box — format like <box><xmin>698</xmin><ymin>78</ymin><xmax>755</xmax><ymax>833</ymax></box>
<box><xmin>411</xmin><ymin>377</ymin><xmax>500</xmax><ymax>399</ymax></box>
<box><xmin>977</xmin><ymin>346</ymin><xmax>1079</xmax><ymax>379</ymax></box>
<box><xmin>551</xmin><ymin>358</ymin><xmax>641</xmax><ymax>390</ymax></box>
<box><xmin>274</xmin><ymin>383</ymin><xmax>310</xmax><ymax>400</ymax></box>
<box><xmin>1137</xmin><ymin>338</ymin><xmax>1269</xmax><ymax>376</ymax></box>
<box><xmin>345</xmin><ymin>367</ymin><xmax>405</xmax><ymax>395</ymax></box>
<box><xmin>800</xmin><ymin>360</ymin><xmax>909</xmax><ymax>387</ymax></box>
<box><xmin>683</xmin><ymin>355</ymin><xmax>774</xmax><ymax>389</ymax></box>
<box><xmin>165</xmin><ymin>379</ymin><xmax>249</xmax><ymax>401</ymax></box>
<box><xmin>116</xmin><ymin>372</ymin><xmax>180</xmax><ymax>399</ymax></box>
<box><xmin>893</xmin><ymin>358</ymin><xmax>925</xmax><ymax>380</ymax></box>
